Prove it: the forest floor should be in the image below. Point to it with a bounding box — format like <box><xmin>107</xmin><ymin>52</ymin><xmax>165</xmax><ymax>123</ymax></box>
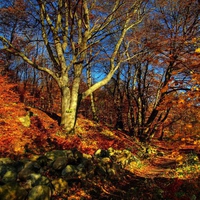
<box><xmin>0</xmin><ymin>76</ymin><xmax>200</xmax><ymax>199</ymax></box>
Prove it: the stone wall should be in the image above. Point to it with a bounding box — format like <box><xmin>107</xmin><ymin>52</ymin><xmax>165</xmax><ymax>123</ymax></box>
<box><xmin>0</xmin><ymin>148</ymin><xmax>139</xmax><ymax>199</ymax></box>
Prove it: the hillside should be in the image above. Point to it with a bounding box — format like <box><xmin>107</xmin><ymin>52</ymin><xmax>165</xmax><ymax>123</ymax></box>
<box><xmin>0</xmin><ymin>74</ymin><xmax>200</xmax><ymax>199</ymax></box>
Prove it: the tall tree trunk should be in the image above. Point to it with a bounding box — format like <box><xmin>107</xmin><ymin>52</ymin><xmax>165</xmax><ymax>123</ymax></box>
<box><xmin>60</xmin><ymin>86</ymin><xmax>73</xmax><ymax>132</ymax></box>
<box><xmin>90</xmin><ymin>93</ymin><xmax>98</xmax><ymax>122</ymax></box>
<box><xmin>87</xmin><ymin>65</ymin><xmax>98</xmax><ymax>122</ymax></box>
<box><xmin>114</xmin><ymin>70</ymin><xmax>124</xmax><ymax>130</ymax></box>
<box><xmin>60</xmin><ymin>65</ymin><xmax>83</xmax><ymax>133</ymax></box>
<box><xmin>60</xmin><ymin>85</ymin><xmax>81</xmax><ymax>134</ymax></box>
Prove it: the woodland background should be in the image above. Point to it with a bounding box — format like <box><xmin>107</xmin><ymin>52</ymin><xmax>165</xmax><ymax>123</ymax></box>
<box><xmin>0</xmin><ymin>0</ymin><xmax>200</xmax><ymax>199</ymax></box>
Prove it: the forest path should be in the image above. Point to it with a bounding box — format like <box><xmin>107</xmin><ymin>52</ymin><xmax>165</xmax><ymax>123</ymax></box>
<box><xmin>126</xmin><ymin>140</ymin><xmax>200</xmax><ymax>179</ymax></box>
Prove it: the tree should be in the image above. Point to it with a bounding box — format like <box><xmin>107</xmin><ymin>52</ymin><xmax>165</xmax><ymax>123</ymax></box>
<box><xmin>142</xmin><ymin>0</ymin><xmax>200</xmax><ymax>140</ymax></box>
<box><xmin>86</xmin><ymin>63</ymin><xmax>99</xmax><ymax>122</ymax></box>
<box><xmin>0</xmin><ymin>0</ymin><xmax>148</xmax><ymax>133</ymax></box>
<box><xmin>97</xmin><ymin>0</ymin><xmax>200</xmax><ymax>142</ymax></box>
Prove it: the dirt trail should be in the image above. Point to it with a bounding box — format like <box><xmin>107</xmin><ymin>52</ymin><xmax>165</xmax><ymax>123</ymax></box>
<box><xmin>126</xmin><ymin>140</ymin><xmax>200</xmax><ymax>179</ymax></box>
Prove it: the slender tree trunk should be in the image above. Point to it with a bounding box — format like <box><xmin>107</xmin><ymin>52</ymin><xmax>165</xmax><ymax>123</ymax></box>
<box><xmin>90</xmin><ymin>93</ymin><xmax>98</xmax><ymax>122</ymax></box>
<box><xmin>87</xmin><ymin>65</ymin><xmax>98</xmax><ymax>122</ymax></box>
<box><xmin>126</xmin><ymin>64</ymin><xmax>134</xmax><ymax>134</ymax></box>
<box><xmin>137</xmin><ymin>96</ymin><xmax>143</xmax><ymax>138</ymax></box>
<box><xmin>114</xmin><ymin>70</ymin><xmax>124</xmax><ymax>129</ymax></box>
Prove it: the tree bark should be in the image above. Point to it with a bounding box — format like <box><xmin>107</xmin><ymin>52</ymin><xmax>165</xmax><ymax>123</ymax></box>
<box><xmin>87</xmin><ymin>65</ymin><xmax>98</xmax><ymax>122</ymax></box>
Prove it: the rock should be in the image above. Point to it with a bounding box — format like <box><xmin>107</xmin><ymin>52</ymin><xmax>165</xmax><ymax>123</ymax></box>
<box><xmin>72</xmin><ymin>149</ymin><xmax>83</xmax><ymax>162</ymax></box>
<box><xmin>0</xmin><ymin>158</ymin><xmax>13</xmax><ymax>165</ymax></box>
<box><xmin>122</xmin><ymin>149</ymin><xmax>132</xmax><ymax>156</ymax></box>
<box><xmin>62</xmin><ymin>165</ymin><xmax>76</xmax><ymax>176</ymax></box>
<box><xmin>0</xmin><ymin>148</ymin><xmax>140</xmax><ymax>199</ymax></box>
<box><xmin>36</xmin><ymin>156</ymin><xmax>48</xmax><ymax>167</ymax></box>
<box><xmin>108</xmin><ymin>149</ymin><xmax>135</xmax><ymax>167</ymax></box>
<box><xmin>108</xmin><ymin>147</ymin><xmax>115</xmax><ymax>157</ymax></box>
<box><xmin>18</xmin><ymin>168</ymin><xmax>35</xmax><ymax>181</ymax></box>
<box><xmin>96</xmin><ymin>157</ymin><xmax>112</xmax><ymax>176</ymax></box>
<box><xmin>76</xmin><ymin>163</ymin><xmax>87</xmax><ymax>178</ymax></box>
<box><xmin>18</xmin><ymin>114</ymin><xmax>31</xmax><ymax>127</ymax></box>
<box><xmin>0</xmin><ymin>182</ymin><xmax>28</xmax><ymax>200</ymax></box>
<box><xmin>107</xmin><ymin>168</ymin><xmax>116</xmax><ymax>176</ymax></box>
<box><xmin>66</xmin><ymin>149</ymin><xmax>74</xmax><ymax>156</ymax></box>
<box><xmin>52</xmin><ymin>156</ymin><xmax>68</xmax><ymax>170</ymax></box>
<box><xmin>80</xmin><ymin>154</ymin><xmax>92</xmax><ymax>171</ymax></box>
<box><xmin>116</xmin><ymin>155</ymin><xmax>129</xmax><ymax>167</ymax></box>
<box><xmin>51</xmin><ymin>178</ymin><xmax>68</xmax><ymax>195</ymax></box>
<box><xmin>45</xmin><ymin>150</ymin><xmax>68</xmax><ymax>161</ymax></box>
<box><xmin>77</xmin><ymin>163</ymin><xmax>84</xmax><ymax>171</ymax></box>
<box><xmin>2</xmin><ymin>168</ymin><xmax>17</xmax><ymax>183</ymax></box>
<box><xmin>27</xmin><ymin>185</ymin><xmax>51</xmax><ymax>200</ymax></box>
<box><xmin>82</xmin><ymin>153</ymin><xmax>92</xmax><ymax>160</ymax></box>
<box><xmin>95</xmin><ymin>149</ymin><xmax>109</xmax><ymax>157</ymax></box>
<box><xmin>35</xmin><ymin>175</ymin><xmax>50</xmax><ymax>186</ymax></box>
<box><xmin>65</xmin><ymin>149</ymin><xmax>80</xmax><ymax>164</ymax></box>
<box><xmin>101</xmin><ymin>157</ymin><xmax>111</xmax><ymax>164</ymax></box>
<box><xmin>0</xmin><ymin>164</ymin><xmax>7</xmax><ymax>177</ymax></box>
<box><xmin>95</xmin><ymin>149</ymin><xmax>102</xmax><ymax>157</ymax></box>
<box><xmin>28</xmin><ymin>173</ymin><xmax>50</xmax><ymax>187</ymax></box>
<box><xmin>22</xmin><ymin>179</ymin><xmax>32</xmax><ymax>190</ymax></box>
<box><xmin>12</xmin><ymin>161</ymin><xmax>24</xmax><ymax>172</ymax></box>
<box><xmin>95</xmin><ymin>164</ymin><xmax>107</xmax><ymax>176</ymax></box>
<box><xmin>18</xmin><ymin>161</ymin><xmax>41</xmax><ymax>181</ymax></box>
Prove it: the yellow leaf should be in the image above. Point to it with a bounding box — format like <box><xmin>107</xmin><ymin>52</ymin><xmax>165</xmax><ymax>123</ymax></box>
<box><xmin>176</xmin><ymin>155</ymin><xmax>183</xmax><ymax>161</ymax></box>
<box><xmin>195</xmin><ymin>48</ymin><xmax>200</xmax><ymax>53</ymax></box>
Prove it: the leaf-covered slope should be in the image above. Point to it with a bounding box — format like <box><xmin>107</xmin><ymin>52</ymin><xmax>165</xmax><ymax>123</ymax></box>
<box><xmin>0</xmin><ymin>74</ymin><xmax>140</xmax><ymax>157</ymax></box>
<box><xmin>0</xmin><ymin>74</ymin><xmax>200</xmax><ymax>181</ymax></box>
